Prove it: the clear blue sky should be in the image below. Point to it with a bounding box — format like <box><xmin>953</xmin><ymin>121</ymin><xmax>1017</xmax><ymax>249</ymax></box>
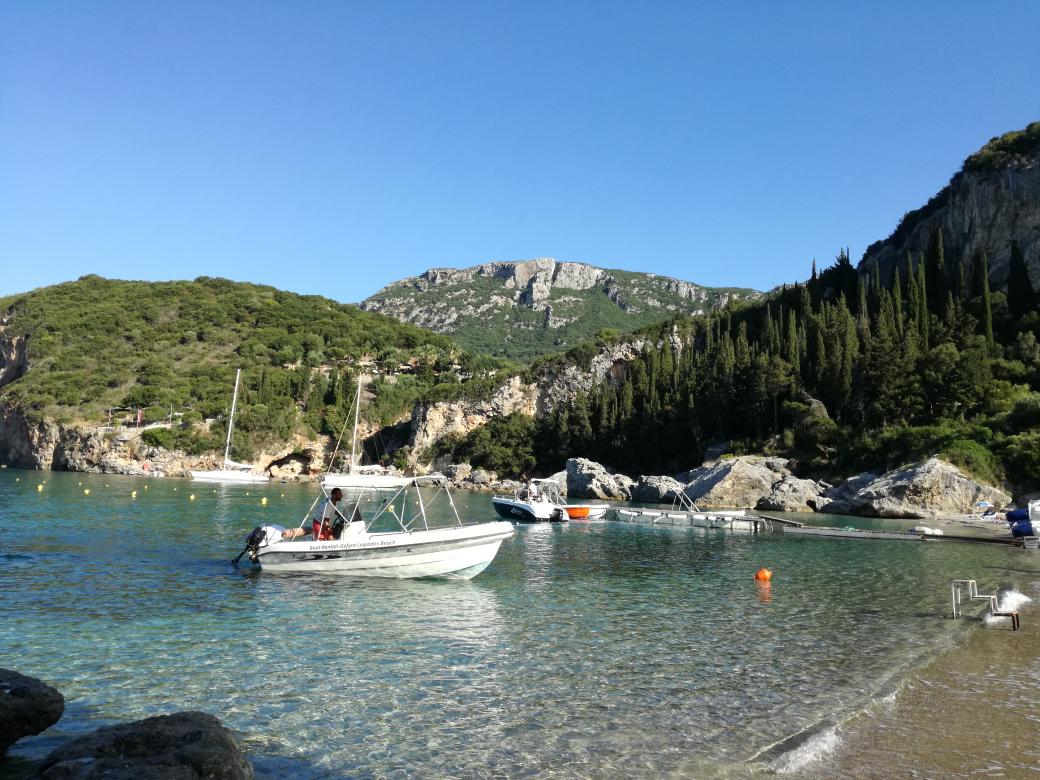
<box><xmin>2</xmin><ymin>2</ymin><xmax>1038</xmax><ymax>302</ymax></box>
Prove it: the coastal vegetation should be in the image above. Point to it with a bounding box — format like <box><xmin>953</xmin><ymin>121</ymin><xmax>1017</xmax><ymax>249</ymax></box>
<box><xmin>0</xmin><ymin>275</ymin><xmax>506</xmax><ymax>459</ymax></box>
<box><xmin>438</xmin><ymin>241</ymin><xmax>1040</xmax><ymax>492</ymax></box>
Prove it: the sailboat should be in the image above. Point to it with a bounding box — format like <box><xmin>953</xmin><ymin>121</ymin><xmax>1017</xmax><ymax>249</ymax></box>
<box><xmin>190</xmin><ymin>369</ymin><xmax>269</xmax><ymax>484</ymax></box>
<box><xmin>321</xmin><ymin>375</ymin><xmax>411</xmax><ymax>490</ymax></box>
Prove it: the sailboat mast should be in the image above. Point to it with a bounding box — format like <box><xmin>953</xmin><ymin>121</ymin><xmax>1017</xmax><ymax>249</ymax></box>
<box><xmin>349</xmin><ymin>375</ymin><xmax>362</xmax><ymax>471</ymax></box>
<box><xmin>223</xmin><ymin>368</ymin><xmax>241</xmax><ymax>470</ymax></box>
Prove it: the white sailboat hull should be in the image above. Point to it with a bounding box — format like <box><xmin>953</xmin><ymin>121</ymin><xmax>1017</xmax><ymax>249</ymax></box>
<box><xmin>254</xmin><ymin>521</ymin><xmax>514</xmax><ymax>579</ymax></box>
<box><xmin>191</xmin><ymin>469</ymin><xmax>269</xmax><ymax>484</ymax></box>
<box><xmin>321</xmin><ymin>473</ymin><xmax>413</xmax><ymax>490</ymax></box>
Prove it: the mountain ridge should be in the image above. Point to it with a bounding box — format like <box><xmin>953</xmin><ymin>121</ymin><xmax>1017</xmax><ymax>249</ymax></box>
<box><xmin>360</xmin><ymin>257</ymin><xmax>761</xmax><ymax>360</ymax></box>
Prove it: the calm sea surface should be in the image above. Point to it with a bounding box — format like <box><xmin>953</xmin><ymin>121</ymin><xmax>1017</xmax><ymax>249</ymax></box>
<box><xmin>1</xmin><ymin>470</ymin><xmax>1036</xmax><ymax>778</ymax></box>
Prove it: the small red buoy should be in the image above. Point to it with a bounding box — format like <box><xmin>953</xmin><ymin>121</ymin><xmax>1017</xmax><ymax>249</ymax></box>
<box><xmin>754</xmin><ymin>567</ymin><xmax>773</xmax><ymax>582</ymax></box>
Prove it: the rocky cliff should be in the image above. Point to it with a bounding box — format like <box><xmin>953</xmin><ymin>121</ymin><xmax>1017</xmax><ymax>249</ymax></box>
<box><xmin>859</xmin><ymin>122</ymin><xmax>1040</xmax><ymax>289</ymax></box>
<box><xmin>408</xmin><ymin>331</ymin><xmax>682</xmax><ymax>462</ymax></box>
<box><xmin>362</xmin><ymin>258</ymin><xmax>759</xmax><ymax>360</ymax></box>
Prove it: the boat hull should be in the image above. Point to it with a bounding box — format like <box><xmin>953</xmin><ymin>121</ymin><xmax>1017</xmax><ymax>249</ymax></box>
<box><xmin>492</xmin><ymin>497</ymin><xmax>564</xmax><ymax>523</ymax></box>
<box><xmin>255</xmin><ymin>522</ymin><xmax>514</xmax><ymax>579</ymax></box>
<box><xmin>321</xmin><ymin>473</ymin><xmax>413</xmax><ymax>490</ymax></box>
<box><xmin>191</xmin><ymin>469</ymin><xmax>269</xmax><ymax>484</ymax></box>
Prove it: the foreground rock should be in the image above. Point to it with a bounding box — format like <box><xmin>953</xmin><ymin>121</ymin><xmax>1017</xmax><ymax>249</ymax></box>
<box><xmin>29</xmin><ymin>711</ymin><xmax>252</xmax><ymax>780</ymax></box>
<box><xmin>836</xmin><ymin>457</ymin><xmax>1011</xmax><ymax>519</ymax></box>
<box><xmin>0</xmin><ymin>669</ymin><xmax>64</xmax><ymax>754</ymax></box>
<box><xmin>566</xmin><ymin>458</ymin><xmax>633</xmax><ymax>500</ymax></box>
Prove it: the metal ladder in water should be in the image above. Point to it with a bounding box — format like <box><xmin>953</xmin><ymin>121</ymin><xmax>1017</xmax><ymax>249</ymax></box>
<box><xmin>950</xmin><ymin>579</ymin><xmax>1020</xmax><ymax>630</ymax></box>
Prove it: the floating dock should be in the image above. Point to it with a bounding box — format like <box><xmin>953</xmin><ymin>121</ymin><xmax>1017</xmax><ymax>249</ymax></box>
<box><xmin>614</xmin><ymin>508</ymin><xmax>770</xmax><ymax>533</ymax></box>
<box><xmin>783</xmin><ymin>525</ymin><xmax>1031</xmax><ymax>547</ymax></box>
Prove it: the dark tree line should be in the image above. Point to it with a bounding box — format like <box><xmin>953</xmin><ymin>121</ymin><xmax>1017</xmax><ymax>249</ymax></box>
<box><xmin>446</xmin><ymin>236</ymin><xmax>1040</xmax><ymax>490</ymax></box>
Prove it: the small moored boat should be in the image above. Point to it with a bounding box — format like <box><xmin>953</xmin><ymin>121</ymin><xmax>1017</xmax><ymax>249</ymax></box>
<box><xmin>240</xmin><ymin>477</ymin><xmax>513</xmax><ymax>579</ymax></box>
<box><xmin>492</xmin><ymin>479</ymin><xmax>568</xmax><ymax>523</ymax></box>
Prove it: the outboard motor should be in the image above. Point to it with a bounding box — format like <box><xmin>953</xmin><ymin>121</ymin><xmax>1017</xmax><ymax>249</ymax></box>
<box><xmin>232</xmin><ymin>526</ymin><xmax>268</xmax><ymax>567</ymax></box>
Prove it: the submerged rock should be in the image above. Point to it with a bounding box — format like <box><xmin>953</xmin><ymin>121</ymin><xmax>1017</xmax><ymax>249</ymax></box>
<box><xmin>0</xmin><ymin>669</ymin><xmax>64</xmax><ymax>755</ymax></box>
<box><xmin>29</xmin><ymin>711</ymin><xmax>252</xmax><ymax>780</ymax></box>
<box><xmin>842</xmin><ymin>458</ymin><xmax>1011</xmax><ymax>518</ymax></box>
<box><xmin>565</xmin><ymin>458</ymin><xmax>633</xmax><ymax>500</ymax></box>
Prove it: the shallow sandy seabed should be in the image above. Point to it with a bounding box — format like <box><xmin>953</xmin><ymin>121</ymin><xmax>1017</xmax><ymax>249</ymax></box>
<box><xmin>787</xmin><ymin>582</ymin><xmax>1040</xmax><ymax>779</ymax></box>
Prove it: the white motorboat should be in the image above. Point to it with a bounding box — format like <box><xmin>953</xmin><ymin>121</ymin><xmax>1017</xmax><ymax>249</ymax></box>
<box><xmin>241</xmin><ymin>477</ymin><xmax>513</xmax><ymax>579</ymax></box>
<box><xmin>492</xmin><ymin>479</ymin><xmax>569</xmax><ymax>523</ymax></box>
<box><xmin>191</xmin><ymin>368</ymin><xmax>269</xmax><ymax>484</ymax></box>
<box><xmin>321</xmin><ymin>376</ymin><xmax>412</xmax><ymax>491</ymax></box>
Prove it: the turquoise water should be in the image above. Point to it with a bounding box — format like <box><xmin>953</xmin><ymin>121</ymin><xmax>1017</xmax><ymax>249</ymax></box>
<box><xmin>0</xmin><ymin>470</ymin><xmax>1032</xmax><ymax>778</ymax></box>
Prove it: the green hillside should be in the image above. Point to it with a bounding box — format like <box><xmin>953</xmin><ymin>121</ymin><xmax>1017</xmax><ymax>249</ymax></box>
<box><xmin>0</xmin><ymin>275</ymin><xmax>503</xmax><ymax>459</ymax></box>
<box><xmin>361</xmin><ymin>259</ymin><xmax>761</xmax><ymax>361</ymax></box>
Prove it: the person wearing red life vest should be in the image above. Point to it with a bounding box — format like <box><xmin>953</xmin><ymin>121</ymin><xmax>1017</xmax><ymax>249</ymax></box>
<box><xmin>312</xmin><ymin>488</ymin><xmax>344</xmax><ymax>541</ymax></box>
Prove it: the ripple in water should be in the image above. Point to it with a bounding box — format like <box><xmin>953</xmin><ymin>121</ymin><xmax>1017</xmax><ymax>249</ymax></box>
<box><xmin>0</xmin><ymin>471</ymin><xmax>1036</xmax><ymax>778</ymax></box>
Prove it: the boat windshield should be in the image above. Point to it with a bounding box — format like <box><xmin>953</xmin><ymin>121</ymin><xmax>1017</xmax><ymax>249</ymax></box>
<box><xmin>302</xmin><ymin>478</ymin><xmax>466</xmax><ymax>535</ymax></box>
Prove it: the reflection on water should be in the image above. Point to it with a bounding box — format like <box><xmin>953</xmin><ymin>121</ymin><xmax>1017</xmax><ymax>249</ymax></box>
<box><xmin>1</xmin><ymin>471</ymin><xmax>1038</xmax><ymax>778</ymax></box>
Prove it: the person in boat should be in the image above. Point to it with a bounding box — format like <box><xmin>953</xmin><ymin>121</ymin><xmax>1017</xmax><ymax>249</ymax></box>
<box><xmin>278</xmin><ymin>489</ymin><xmax>348</xmax><ymax>541</ymax></box>
<box><xmin>312</xmin><ymin>488</ymin><xmax>345</xmax><ymax>541</ymax></box>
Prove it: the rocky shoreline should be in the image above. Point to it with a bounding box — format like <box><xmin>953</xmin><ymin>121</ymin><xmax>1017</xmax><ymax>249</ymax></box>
<box><xmin>0</xmin><ymin>669</ymin><xmax>252</xmax><ymax>778</ymax></box>
<box><xmin>0</xmin><ymin>397</ymin><xmax>1020</xmax><ymax>522</ymax></box>
<box><xmin>440</xmin><ymin>455</ymin><xmax>1014</xmax><ymax>522</ymax></box>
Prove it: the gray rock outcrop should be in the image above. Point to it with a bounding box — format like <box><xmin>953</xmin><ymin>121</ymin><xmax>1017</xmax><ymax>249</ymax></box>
<box><xmin>28</xmin><ymin>711</ymin><xmax>252</xmax><ymax>780</ymax></box>
<box><xmin>566</xmin><ymin>458</ymin><xmax>633</xmax><ymax>500</ymax></box>
<box><xmin>682</xmin><ymin>456</ymin><xmax>826</xmax><ymax>511</ymax></box>
<box><xmin>756</xmin><ymin>475</ymin><xmax>826</xmax><ymax>512</ymax></box>
<box><xmin>838</xmin><ymin>457</ymin><xmax>1011</xmax><ymax>518</ymax></box>
<box><xmin>0</xmin><ymin>668</ymin><xmax>64</xmax><ymax>755</ymax></box>
<box><xmin>632</xmin><ymin>475</ymin><xmax>685</xmax><ymax>503</ymax></box>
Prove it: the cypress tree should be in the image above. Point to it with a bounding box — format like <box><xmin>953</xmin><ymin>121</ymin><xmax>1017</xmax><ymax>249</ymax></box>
<box><xmin>1007</xmin><ymin>239</ymin><xmax>1037</xmax><ymax>318</ymax></box>
<box><xmin>891</xmin><ymin>266</ymin><xmax>904</xmax><ymax>339</ymax></box>
<box><xmin>925</xmin><ymin>228</ymin><xmax>947</xmax><ymax>313</ymax></box>
<box><xmin>916</xmin><ymin>256</ymin><xmax>930</xmax><ymax>350</ymax></box>
<box><xmin>906</xmin><ymin>252</ymin><xmax>920</xmax><ymax>330</ymax></box>
<box><xmin>980</xmin><ymin>252</ymin><xmax>994</xmax><ymax>348</ymax></box>
<box><xmin>785</xmin><ymin>310</ymin><xmax>800</xmax><ymax>375</ymax></box>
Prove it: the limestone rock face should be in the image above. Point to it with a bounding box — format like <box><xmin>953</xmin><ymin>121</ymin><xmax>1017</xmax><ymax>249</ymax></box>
<box><xmin>0</xmin><ymin>669</ymin><xmax>64</xmax><ymax>755</ymax></box>
<box><xmin>566</xmin><ymin>458</ymin><xmax>632</xmax><ymax>500</ymax></box>
<box><xmin>468</xmin><ymin>469</ymin><xmax>496</xmax><ymax>486</ymax></box>
<box><xmin>361</xmin><ymin>258</ymin><xmax>760</xmax><ymax>361</ymax></box>
<box><xmin>0</xmin><ymin>326</ymin><xmax>29</xmax><ymax>390</ymax></box>
<box><xmin>442</xmin><ymin>463</ymin><xmax>472</xmax><ymax>482</ymax></box>
<box><xmin>544</xmin><ymin>470</ymin><xmax>568</xmax><ymax>496</ymax></box>
<box><xmin>28</xmin><ymin>711</ymin><xmax>252</xmax><ymax>780</ymax></box>
<box><xmin>859</xmin><ymin>129</ymin><xmax>1040</xmax><ymax>292</ymax></box>
<box><xmin>632</xmin><ymin>475</ymin><xmax>685</xmax><ymax>504</ymax></box>
<box><xmin>409</xmin><ymin>376</ymin><xmax>539</xmax><ymax>465</ymax></box>
<box><xmin>756</xmin><ymin>475</ymin><xmax>826</xmax><ymax>512</ymax></box>
<box><xmin>683</xmin><ymin>457</ymin><xmax>791</xmax><ymax>509</ymax></box>
<box><xmin>841</xmin><ymin>457</ymin><xmax>1011</xmax><ymax>518</ymax></box>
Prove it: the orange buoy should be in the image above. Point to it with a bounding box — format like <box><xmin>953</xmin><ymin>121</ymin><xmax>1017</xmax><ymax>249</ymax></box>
<box><xmin>754</xmin><ymin>567</ymin><xmax>773</xmax><ymax>582</ymax></box>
